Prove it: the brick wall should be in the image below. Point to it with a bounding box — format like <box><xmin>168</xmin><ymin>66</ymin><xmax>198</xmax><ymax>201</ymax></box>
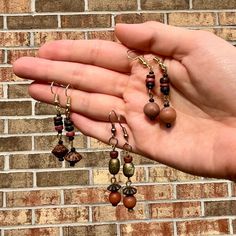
<box><xmin>0</xmin><ymin>0</ymin><xmax>236</xmax><ymax>235</ymax></box>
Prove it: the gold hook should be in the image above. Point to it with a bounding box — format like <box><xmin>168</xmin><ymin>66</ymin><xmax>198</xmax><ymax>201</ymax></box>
<box><xmin>109</xmin><ymin>110</ymin><xmax>119</xmax><ymax>124</ymax></box>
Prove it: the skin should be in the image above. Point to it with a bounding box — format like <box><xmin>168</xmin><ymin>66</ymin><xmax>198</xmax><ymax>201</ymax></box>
<box><xmin>13</xmin><ymin>22</ymin><xmax>236</xmax><ymax>180</ymax></box>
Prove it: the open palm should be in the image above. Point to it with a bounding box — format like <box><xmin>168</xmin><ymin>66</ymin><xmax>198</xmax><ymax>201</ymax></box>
<box><xmin>13</xmin><ymin>22</ymin><xmax>236</xmax><ymax>180</ymax></box>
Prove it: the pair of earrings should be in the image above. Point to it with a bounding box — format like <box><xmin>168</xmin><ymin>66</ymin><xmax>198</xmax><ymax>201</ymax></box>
<box><xmin>107</xmin><ymin>111</ymin><xmax>137</xmax><ymax>212</ymax></box>
<box><xmin>128</xmin><ymin>51</ymin><xmax>177</xmax><ymax>128</ymax></box>
<box><xmin>50</xmin><ymin>82</ymin><xmax>82</xmax><ymax>166</ymax></box>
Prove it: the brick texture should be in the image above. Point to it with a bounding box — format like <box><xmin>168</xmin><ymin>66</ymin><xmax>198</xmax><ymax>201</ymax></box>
<box><xmin>7</xmin><ymin>16</ymin><xmax>58</xmax><ymax>29</ymax></box>
<box><xmin>193</xmin><ymin>0</ymin><xmax>236</xmax><ymax>9</ymax></box>
<box><xmin>36</xmin><ymin>170</ymin><xmax>89</xmax><ymax>187</ymax></box>
<box><xmin>0</xmin><ymin>137</ymin><xmax>32</xmax><ymax>152</ymax></box>
<box><xmin>63</xmin><ymin>224</ymin><xmax>117</xmax><ymax>236</ymax></box>
<box><xmin>177</xmin><ymin>219</ymin><xmax>229</xmax><ymax>235</ymax></box>
<box><xmin>141</xmin><ymin>0</ymin><xmax>189</xmax><ymax>10</ymax></box>
<box><xmin>0</xmin><ymin>67</ymin><xmax>21</xmax><ymax>82</ymax></box>
<box><xmin>0</xmin><ymin>192</ymin><xmax>3</xmax><ymax>207</ymax></box>
<box><xmin>8</xmin><ymin>84</ymin><xmax>30</xmax><ymax>99</ymax></box>
<box><xmin>219</xmin><ymin>12</ymin><xmax>236</xmax><ymax>25</ymax></box>
<box><xmin>4</xmin><ymin>228</ymin><xmax>60</xmax><ymax>236</ymax></box>
<box><xmin>0</xmin><ymin>101</ymin><xmax>31</xmax><ymax>116</ymax></box>
<box><xmin>0</xmin><ymin>0</ymin><xmax>31</xmax><ymax>13</ymax></box>
<box><xmin>88</xmin><ymin>0</ymin><xmax>137</xmax><ymax>11</ymax></box>
<box><xmin>35</xmin><ymin>0</ymin><xmax>85</xmax><ymax>12</ymax></box>
<box><xmin>233</xmin><ymin>219</ymin><xmax>236</xmax><ymax>233</ymax></box>
<box><xmin>205</xmin><ymin>200</ymin><xmax>236</xmax><ymax>216</ymax></box>
<box><xmin>61</xmin><ymin>15</ymin><xmax>111</xmax><ymax>28</ymax></box>
<box><xmin>35</xmin><ymin>207</ymin><xmax>89</xmax><ymax>224</ymax></box>
<box><xmin>6</xmin><ymin>190</ymin><xmax>61</xmax><ymax>207</ymax></box>
<box><xmin>0</xmin><ymin>155</ymin><xmax>4</xmax><ymax>170</ymax></box>
<box><xmin>0</xmin><ymin>32</ymin><xmax>30</xmax><ymax>47</ymax></box>
<box><xmin>121</xmin><ymin>222</ymin><xmax>174</xmax><ymax>236</ymax></box>
<box><xmin>8</xmin><ymin>49</ymin><xmax>38</xmax><ymax>64</ymax></box>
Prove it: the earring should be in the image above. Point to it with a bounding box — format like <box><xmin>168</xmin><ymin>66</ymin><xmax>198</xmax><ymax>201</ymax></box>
<box><xmin>107</xmin><ymin>110</ymin><xmax>122</xmax><ymax>207</ymax></box>
<box><xmin>127</xmin><ymin>50</ymin><xmax>160</xmax><ymax>120</ymax></box>
<box><xmin>153</xmin><ymin>57</ymin><xmax>177</xmax><ymax>128</ymax></box>
<box><xmin>63</xmin><ymin>85</ymin><xmax>83</xmax><ymax>166</ymax></box>
<box><xmin>119</xmin><ymin>117</ymin><xmax>137</xmax><ymax>212</ymax></box>
<box><xmin>51</xmin><ymin>82</ymin><xmax>69</xmax><ymax>161</ymax></box>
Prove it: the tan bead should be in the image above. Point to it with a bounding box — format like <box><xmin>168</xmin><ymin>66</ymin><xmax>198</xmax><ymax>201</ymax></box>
<box><xmin>159</xmin><ymin>107</ymin><xmax>176</xmax><ymax>123</ymax></box>
<box><xmin>143</xmin><ymin>102</ymin><xmax>160</xmax><ymax>120</ymax></box>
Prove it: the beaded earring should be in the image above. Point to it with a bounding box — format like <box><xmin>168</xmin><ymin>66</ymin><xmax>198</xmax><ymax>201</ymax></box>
<box><xmin>63</xmin><ymin>85</ymin><xmax>83</xmax><ymax>166</ymax></box>
<box><xmin>119</xmin><ymin>118</ymin><xmax>137</xmax><ymax>212</ymax></box>
<box><xmin>51</xmin><ymin>82</ymin><xmax>69</xmax><ymax>161</ymax></box>
<box><xmin>107</xmin><ymin>110</ymin><xmax>122</xmax><ymax>207</ymax></box>
<box><xmin>153</xmin><ymin>57</ymin><xmax>177</xmax><ymax>128</ymax></box>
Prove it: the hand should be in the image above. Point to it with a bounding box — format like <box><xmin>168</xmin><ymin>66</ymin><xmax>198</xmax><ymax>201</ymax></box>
<box><xmin>13</xmin><ymin>22</ymin><xmax>236</xmax><ymax>180</ymax></box>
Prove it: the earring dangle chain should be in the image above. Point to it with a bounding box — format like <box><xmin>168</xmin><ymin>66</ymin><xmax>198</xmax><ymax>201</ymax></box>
<box><xmin>63</xmin><ymin>85</ymin><xmax>83</xmax><ymax>166</ymax></box>
<box><xmin>153</xmin><ymin>57</ymin><xmax>177</xmax><ymax>128</ymax></box>
<box><xmin>107</xmin><ymin>110</ymin><xmax>122</xmax><ymax>207</ymax></box>
<box><xmin>51</xmin><ymin>82</ymin><xmax>69</xmax><ymax>161</ymax></box>
<box><xmin>119</xmin><ymin>118</ymin><xmax>137</xmax><ymax>212</ymax></box>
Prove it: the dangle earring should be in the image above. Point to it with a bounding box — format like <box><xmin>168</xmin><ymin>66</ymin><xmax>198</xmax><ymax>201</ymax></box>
<box><xmin>127</xmin><ymin>50</ymin><xmax>160</xmax><ymax>120</ymax></box>
<box><xmin>107</xmin><ymin>110</ymin><xmax>122</xmax><ymax>207</ymax></box>
<box><xmin>51</xmin><ymin>82</ymin><xmax>69</xmax><ymax>161</ymax></box>
<box><xmin>119</xmin><ymin>118</ymin><xmax>137</xmax><ymax>212</ymax></box>
<box><xmin>153</xmin><ymin>57</ymin><xmax>177</xmax><ymax>128</ymax></box>
<box><xmin>63</xmin><ymin>85</ymin><xmax>83</xmax><ymax>166</ymax></box>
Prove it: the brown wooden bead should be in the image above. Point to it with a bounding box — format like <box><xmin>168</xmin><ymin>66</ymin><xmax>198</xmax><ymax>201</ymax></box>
<box><xmin>159</xmin><ymin>107</ymin><xmax>176</xmax><ymax>123</ymax></box>
<box><xmin>124</xmin><ymin>155</ymin><xmax>133</xmax><ymax>163</ymax></box>
<box><xmin>109</xmin><ymin>191</ymin><xmax>121</xmax><ymax>206</ymax></box>
<box><xmin>123</xmin><ymin>195</ymin><xmax>137</xmax><ymax>210</ymax></box>
<box><xmin>110</xmin><ymin>150</ymin><xmax>118</xmax><ymax>159</ymax></box>
<box><xmin>143</xmin><ymin>102</ymin><xmax>160</xmax><ymax>120</ymax></box>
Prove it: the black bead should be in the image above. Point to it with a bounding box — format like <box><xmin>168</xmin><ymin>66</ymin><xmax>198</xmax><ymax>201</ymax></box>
<box><xmin>161</xmin><ymin>86</ymin><xmax>170</xmax><ymax>95</ymax></box>
<box><xmin>58</xmin><ymin>157</ymin><xmax>64</xmax><ymax>161</ymax></box>
<box><xmin>160</xmin><ymin>76</ymin><xmax>170</xmax><ymax>84</ymax></box>
<box><xmin>147</xmin><ymin>73</ymin><xmax>155</xmax><ymax>79</ymax></box>
<box><xmin>146</xmin><ymin>82</ymin><xmax>155</xmax><ymax>89</ymax></box>
<box><xmin>149</xmin><ymin>98</ymin><xmax>154</xmax><ymax>103</ymax></box>
<box><xmin>166</xmin><ymin>123</ymin><xmax>171</xmax><ymax>128</ymax></box>
<box><xmin>58</xmin><ymin>130</ymin><xmax>63</xmax><ymax>134</ymax></box>
<box><xmin>58</xmin><ymin>140</ymin><xmax>63</xmax><ymax>145</ymax></box>
<box><xmin>71</xmin><ymin>147</ymin><xmax>76</xmax><ymax>152</ymax></box>
<box><xmin>68</xmin><ymin>136</ymin><xmax>74</xmax><ymax>141</ymax></box>
<box><xmin>65</xmin><ymin>126</ymin><xmax>74</xmax><ymax>132</ymax></box>
<box><xmin>56</xmin><ymin>114</ymin><xmax>62</xmax><ymax>117</ymax></box>
<box><xmin>64</xmin><ymin>118</ymin><xmax>73</xmax><ymax>126</ymax></box>
<box><xmin>164</xmin><ymin>102</ymin><xmax>170</xmax><ymax>107</ymax></box>
<box><xmin>54</xmin><ymin>116</ymin><xmax>62</xmax><ymax>122</ymax></box>
<box><xmin>54</xmin><ymin>120</ymin><xmax>63</xmax><ymax>126</ymax></box>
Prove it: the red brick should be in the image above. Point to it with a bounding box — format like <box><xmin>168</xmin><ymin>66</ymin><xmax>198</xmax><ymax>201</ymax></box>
<box><xmin>193</xmin><ymin>0</ymin><xmax>236</xmax><ymax>9</ymax></box>
<box><xmin>0</xmin><ymin>16</ymin><xmax>3</xmax><ymax>28</ymax></box>
<box><xmin>36</xmin><ymin>170</ymin><xmax>89</xmax><ymax>187</ymax></box>
<box><xmin>88</xmin><ymin>0</ymin><xmax>137</xmax><ymax>11</ymax></box>
<box><xmin>64</xmin><ymin>187</ymin><xmax>108</xmax><ymax>204</ymax></box>
<box><xmin>36</xmin><ymin>0</ymin><xmax>85</xmax><ymax>12</ymax></box>
<box><xmin>34</xmin><ymin>31</ymin><xmax>85</xmax><ymax>46</ymax></box>
<box><xmin>121</xmin><ymin>222</ymin><xmax>174</xmax><ymax>236</ymax></box>
<box><xmin>115</xmin><ymin>13</ymin><xmax>164</xmax><ymax>24</ymax></box>
<box><xmin>5</xmin><ymin>228</ymin><xmax>60</xmax><ymax>236</ymax></box>
<box><xmin>7</xmin><ymin>15</ymin><xmax>58</xmax><ymax>29</ymax></box>
<box><xmin>61</xmin><ymin>14</ymin><xmax>111</xmax><ymax>28</ymax></box>
<box><xmin>141</xmin><ymin>0</ymin><xmax>189</xmax><ymax>10</ymax></box>
<box><xmin>0</xmin><ymin>32</ymin><xmax>30</xmax><ymax>47</ymax></box>
<box><xmin>93</xmin><ymin>204</ymin><xmax>146</xmax><ymax>222</ymax></box>
<box><xmin>0</xmin><ymin>101</ymin><xmax>31</xmax><ymax>116</ymax></box>
<box><xmin>168</xmin><ymin>12</ymin><xmax>216</xmax><ymax>26</ymax></box>
<box><xmin>8</xmin><ymin>49</ymin><xmax>38</xmax><ymax>64</ymax></box>
<box><xmin>177</xmin><ymin>219</ymin><xmax>229</xmax><ymax>235</ymax></box>
<box><xmin>0</xmin><ymin>172</ymin><xmax>33</xmax><ymax>188</ymax></box>
<box><xmin>0</xmin><ymin>67</ymin><xmax>22</xmax><ymax>82</ymax></box>
<box><xmin>176</xmin><ymin>183</ymin><xmax>228</xmax><ymax>199</ymax></box>
<box><xmin>0</xmin><ymin>209</ymin><xmax>31</xmax><ymax>226</ymax></box>
<box><xmin>35</xmin><ymin>207</ymin><xmax>89</xmax><ymax>224</ymax></box>
<box><xmin>205</xmin><ymin>200</ymin><xmax>236</xmax><ymax>216</ymax></box>
<box><xmin>87</xmin><ymin>31</ymin><xmax>116</xmax><ymax>41</ymax></box>
<box><xmin>233</xmin><ymin>219</ymin><xmax>236</xmax><ymax>233</ymax></box>
<box><xmin>0</xmin><ymin>0</ymin><xmax>31</xmax><ymax>13</ymax></box>
<box><xmin>6</xmin><ymin>190</ymin><xmax>61</xmax><ymax>207</ymax></box>
<box><xmin>151</xmin><ymin>202</ymin><xmax>201</xmax><ymax>219</ymax></box>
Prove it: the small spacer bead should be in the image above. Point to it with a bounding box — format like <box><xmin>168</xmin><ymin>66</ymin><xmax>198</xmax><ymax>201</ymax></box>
<box><xmin>110</xmin><ymin>150</ymin><xmax>119</xmax><ymax>158</ymax></box>
<box><xmin>68</xmin><ymin>136</ymin><xmax>74</xmax><ymax>141</ymax></box>
<box><xmin>166</xmin><ymin>123</ymin><xmax>172</xmax><ymax>128</ymax></box>
<box><xmin>149</xmin><ymin>98</ymin><xmax>154</xmax><ymax>103</ymax></box>
<box><xmin>124</xmin><ymin>155</ymin><xmax>133</xmax><ymax>163</ymax></box>
<box><xmin>160</xmin><ymin>76</ymin><xmax>170</xmax><ymax>84</ymax></box>
<box><xmin>55</xmin><ymin>125</ymin><xmax>63</xmax><ymax>131</ymax></box>
<box><xmin>66</xmin><ymin>131</ymin><xmax>75</xmax><ymax>137</ymax></box>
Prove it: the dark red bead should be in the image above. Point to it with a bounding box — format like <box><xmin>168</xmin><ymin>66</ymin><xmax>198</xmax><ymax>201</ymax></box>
<box><xmin>110</xmin><ymin>150</ymin><xmax>118</xmax><ymax>158</ymax></box>
<box><xmin>124</xmin><ymin>155</ymin><xmax>133</xmax><ymax>163</ymax></box>
<box><xmin>160</xmin><ymin>76</ymin><xmax>170</xmax><ymax>84</ymax></box>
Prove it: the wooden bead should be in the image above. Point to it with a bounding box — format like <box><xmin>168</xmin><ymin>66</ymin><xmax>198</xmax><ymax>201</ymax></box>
<box><xmin>110</xmin><ymin>150</ymin><xmax>118</xmax><ymax>158</ymax></box>
<box><xmin>109</xmin><ymin>192</ymin><xmax>121</xmax><ymax>206</ymax></box>
<box><xmin>143</xmin><ymin>102</ymin><xmax>160</xmax><ymax>120</ymax></box>
<box><xmin>159</xmin><ymin>107</ymin><xmax>176</xmax><ymax>123</ymax></box>
<box><xmin>124</xmin><ymin>155</ymin><xmax>133</xmax><ymax>163</ymax></box>
<box><xmin>123</xmin><ymin>195</ymin><xmax>137</xmax><ymax>210</ymax></box>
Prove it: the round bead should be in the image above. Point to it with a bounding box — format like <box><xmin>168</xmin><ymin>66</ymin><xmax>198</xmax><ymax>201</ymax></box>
<box><xmin>65</xmin><ymin>125</ymin><xmax>74</xmax><ymax>132</ymax></box>
<box><xmin>160</xmin><ymin>76</ymin><xmax>170</xmax><ymax>84</ymax></box>
<box><xmin>123</xmin><ymin>195</ymin><xmax>137</xmax><ymax>210</ymax></box>
<box><xmin>66</xmin><ymin>131</ymin><xmax>75</xmax><ymax>137</ymax></box>
<box><xmin>160</xmin><ymin>86</ymin><xmax>170</xmax><ymax>95</ymax></box>
<box><xmin>55</xmin><ymin>125</ymin><xmax>63</xmax><ymax>131</ymax></box>
<box><xmin>123</xmin><ymin>163</ymin><xmax>135</xmax><ymax>178</ymax></box>
<box><xmin>146</xmin><ymin>82</ymin><xmax>155</xmax><ymax>89</ymax></box>
<box><xmin>109</xmin><ymin>158</ymin><xmax>120</xmax><ymax>175</ymax></box>
<box><xmin>124</xmin><ymin>155</ymin><xmax>133</xmax><ymax>163</ymax></box>
<box><xmin>110</xmin><ymin>150</ymin><xmax>118</xmax><ymax>158</ymax></box>
<box><xmin>54</xmin><ymin>116</ymin><xmax>62</xmax><ymax>121</ymax></box>
<box><xmin>143</xmin><ymin>102</ymin><xmax>160</xmax><ymax>120</ymax></box>
<box><xmin>109</xmin><ymin>192</ymin><xmax>121</xmax><ymax>206</ymax></box>
<box><xmin>159</xmin><ymin>107</ymin><xmax>177</xmax><ymax>124</ymax></box>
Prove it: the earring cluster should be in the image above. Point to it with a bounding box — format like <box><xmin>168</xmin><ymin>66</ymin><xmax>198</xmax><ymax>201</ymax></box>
<box><xmin>107</xmin><ymin>111</ymin><xmax>137</xmax><ymax>212</ymax></box>
<box><xmin>128</xmin><ymin>51</ymin><xmax>177</xmax><ymax>128</ymax></box>
<box><xmin>51</xmin><ymin>82</ymin><xmax>82</xmax><ymax>166</ymax></box>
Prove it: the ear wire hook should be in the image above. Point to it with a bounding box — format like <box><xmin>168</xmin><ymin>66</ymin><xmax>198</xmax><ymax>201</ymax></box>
<box><xmin>108</xmin><ymin>110</ymin><xmax>119</xmax><ymax>149</ymax></box>
<box><xmin>65</xmin><ymin>84</ymin><xmax>71</xmax><ymax>119</ymax></box>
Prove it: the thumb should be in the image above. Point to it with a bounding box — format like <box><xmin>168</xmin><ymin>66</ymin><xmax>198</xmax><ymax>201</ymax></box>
<box><xmin>115</xmin><ymin>21</ymin><xmax>194</xmax><ymax>60</ymax></box>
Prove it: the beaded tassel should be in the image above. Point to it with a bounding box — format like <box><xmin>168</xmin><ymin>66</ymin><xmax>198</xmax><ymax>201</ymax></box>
<box><xmin>153</xmin><ymin>57</ymin><xmax>177</xmax><ymax>128</ymax></box>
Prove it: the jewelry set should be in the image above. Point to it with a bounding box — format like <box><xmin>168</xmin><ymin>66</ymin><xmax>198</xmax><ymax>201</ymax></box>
<box><xmin>50</xmin><ymin>51</ymin><xmax>177</xmax><ymax>212</ymax></box>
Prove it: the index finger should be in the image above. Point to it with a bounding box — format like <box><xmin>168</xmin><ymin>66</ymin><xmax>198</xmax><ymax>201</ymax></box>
<box><xmin>38</xmin><ymin>39</ymin><xmax>131</xmax><ymax>73</ymax></box>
